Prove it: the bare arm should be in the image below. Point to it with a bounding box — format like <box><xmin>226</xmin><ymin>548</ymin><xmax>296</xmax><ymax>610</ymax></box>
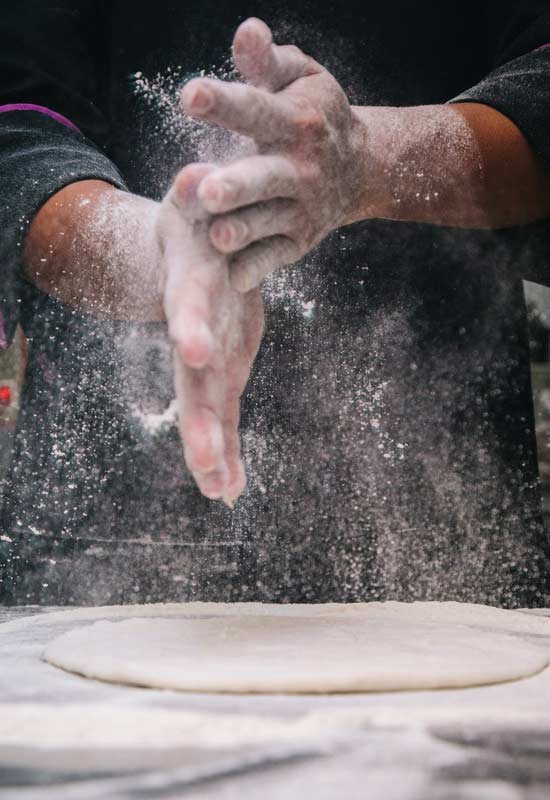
<box><xmin>23</xmin><ymin>180</ymin><xmax>164</xmax><ymax>320</ymax></box>
<box><xmin>22</xmin><ymin>171</ymin><xmax>264</xmax><ymax>506</ymax></box>
<box><xmin>23</xmin><ymin>17</ymin><xmax>548</xmax><ymax>505</ymax></box>
<box><xmin>178</xmin><ymin>18</ymin><xmax>550</xmax><ymax>291</ymax></box>
<box><xmin>348</xmin><ymin>102</ymin><xmax>550</xmax><ymax>229</ymax></box>
<box><xmin>27</xmin><ymin>100</ymin><xmax>548</xmax><ymax>316</ymax></box>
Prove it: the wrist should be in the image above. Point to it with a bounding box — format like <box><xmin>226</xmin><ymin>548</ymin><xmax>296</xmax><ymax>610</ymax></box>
<box><xmin>344</xmin><ymin>104</ymin><xmax>489</xmax><ymax>228</ymax></box>
<box><xmin>79</xmin><ymin>188</ymin><xmax>165</xmax><ymax>321</ymax></box>
<box><xmin>342</xmin><ymin>107</ymin><xmax>397</xmax><ymax>225</ymax></box>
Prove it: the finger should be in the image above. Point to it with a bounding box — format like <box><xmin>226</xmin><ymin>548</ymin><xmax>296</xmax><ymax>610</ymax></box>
<box><xmin>181</xmin><ymin>78</ymin><xmax>296</xmax><ymax>144</ymax></box>
<box><xmin>198</xmin><ymin>155</ymin><xmax>298</xmax><ymax>215</ymax></box>
<box><xmin>184</xmin><ymin>410</ymin><xmax>227</xmax><ymax>499</ymax></box>
<box><xmin>221</xmin><ymin>291</ymin><xmax>264</xmax><ymax>503</ymax></box>
<box><xmin>230</xmin><ymin>236</ymin><xmax>300</xmax><ymax>292</ymax></box>
<box><xmin>163</xmin><ymin>163</ymin><xmax>215</xmax><ymax>362</ymax></box>
<box><xmin>232</xmin><ymin>18</ymin><xmax>318</xmax><ymax>91</ymax></box>
<box><xmin>163</xmin><ymin>241</ymin><xmax>216</xmax><ymax>369</ymax></box>
<box><xmin>222</xmin><ymin>396</ymin><xmax>246</xmax><ymax>505</ymax></box>
<box><xmin>209</xmin><ymin>198</ymin><xmax>298</xmax><ymax>253</ymax></box>
<box><xmin>242</xmin><ymin>288</ymin><xmax>265</xmax><ymax>361</ymax></box>
<box><xmin>177</xmin><ymin>357</ymin><xmax>225</xmax><ymax>471</ymax></box>
<box><xmin>174</xmin><ymin>355</ymin><xmax>229</xmax><ymax>499</ymax></box>
<box><xmin>163</xmin><ymin>164</ymin><xmax>226</xmax><ymax>369</ymax></box>
<box><xmin>171</xmin><ymin>163</ymin><xmax>215</xmax><ymax>221</ymax></box>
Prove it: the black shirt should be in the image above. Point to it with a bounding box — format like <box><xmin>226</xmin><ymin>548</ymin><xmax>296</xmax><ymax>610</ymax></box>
<box><xmin>1</xmin><ymin>1</ymin><xmax>550</xmax><ymax>607</ymax></box>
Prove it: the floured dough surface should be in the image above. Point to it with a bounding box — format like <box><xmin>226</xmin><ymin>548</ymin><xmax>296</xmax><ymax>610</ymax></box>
<box><xmin>43</xmin><ymin>602</ymin><xmax>550</xmax><ymax>694</ymax></box>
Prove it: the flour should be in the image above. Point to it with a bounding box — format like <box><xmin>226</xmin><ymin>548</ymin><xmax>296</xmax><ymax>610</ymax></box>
<box><xmin>129</xmin><ymin>398</ymin><xmax>178</xmax><ymax>435</ymax></box>
<box><xmin>3</xmin><ymin>23</ymin><xmax>544</xmax><ymax>610</ymax></box>
<box><xmin>2</xmin><ymin>701</ymin><xmax>549</xmax><ymax>753</ymax></box>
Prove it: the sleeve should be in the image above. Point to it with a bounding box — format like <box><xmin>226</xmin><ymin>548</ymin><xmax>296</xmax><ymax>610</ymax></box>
<box><xmin>450</xmin><ymin>2</ymin><xmax>550</xmax><ymax>170</ymax></box>
<box><xmin>0</xmin><ymin>1</ymin><xmax>128</xmax><ymax>345</ymax></box>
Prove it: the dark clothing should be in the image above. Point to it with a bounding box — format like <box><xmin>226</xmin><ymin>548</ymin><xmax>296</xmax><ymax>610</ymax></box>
<box><xmin>1</xmin><ymin>1</ymin><xmax>550</xmax><ymax>606</ymax></box>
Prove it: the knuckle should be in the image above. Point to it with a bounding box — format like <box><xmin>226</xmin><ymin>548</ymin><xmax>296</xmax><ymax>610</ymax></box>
<box><xmin>287</xmin><ymin>201</ymin><xmax>304</xmax><ymax>228</ymax></box>
<box><xmin>286</xmin><ymin>239</ymin><xmax>302</xmax><ymax>262</ymax></box>
<box><xmin>293</xmin><ymin>108</ymin><xmax>327</xmax><ymax>137</ymax></box>
<box><xmin>284</xmin><ymin>210</ymin><xmax>311</xmax><ymax>253</ymax></box>
<box><xmin>285</xmin><ymin>44</ymin><xmax>303</xmax><ymax>58</ymax></box>
<box><xmin>285</xmin><ymin>45</ymin><xmax>308</xmax><ymax>68</ymax></box>
<box><xmin>258</xmin><ymin>246</ymin><xmax>275</xmax><ymax>270</ymax></box>
<box><xmin>294</xmin><ymin>229</ymin><xmax>311</xmax><ymax>253</ymax></box>
<box><xmin>177</xmin><ymin>163</ymin><xmax>205</xmax><ymax>185</ymax></box>
<box><xmin>295</xmin><ymin>161</ymin><xmax>321</xmax><ymax>194</ymax></box>
<box><xmin>296</xmin><ymin>212</ymin><xmax>316</xmax><ymax>246</ymax></box>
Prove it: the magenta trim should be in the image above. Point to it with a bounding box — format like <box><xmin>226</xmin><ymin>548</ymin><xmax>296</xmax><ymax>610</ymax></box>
<box><xmin>0</xmin><ymin>313</ymin><xmax>7</xmax><ymax>351</ymax></box>
<box><xmin>0</xmin><ymin>103</ymin><xmax>80</xmax><ymax>133</ymax></box>
<box><xmin>536</xmin><ymin>44</ymin><xmax>550</xmax><ymax>50</ymax></box>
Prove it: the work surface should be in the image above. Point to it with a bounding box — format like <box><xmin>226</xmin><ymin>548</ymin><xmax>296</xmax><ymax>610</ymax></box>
<box><xmin>2</xmin><ymin>604</ymin><xmax>550</xmax><ymax>800</ymax></box>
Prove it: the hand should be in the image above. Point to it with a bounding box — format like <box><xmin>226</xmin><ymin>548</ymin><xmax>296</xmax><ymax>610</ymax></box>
<box><xmin>156</xmin><ymin>163</ymin><xmax>264</xmax><ymax>505</ymax></box>
<box><xmin>181</xmin><ymin>18</ymin><xmax>367</xmax><ymax>292</ymax></box>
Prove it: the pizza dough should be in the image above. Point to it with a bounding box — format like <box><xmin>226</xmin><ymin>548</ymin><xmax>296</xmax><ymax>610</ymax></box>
<box><xmin>43</xmin><ymin>602</ymin><xmax>550</xmax><ymax>694</ymax></box>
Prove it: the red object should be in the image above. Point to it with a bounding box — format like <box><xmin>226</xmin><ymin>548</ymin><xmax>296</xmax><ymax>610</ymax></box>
<box><xmin>0</xmin><ymin>386</ymin><xmax>11</xmax><ymax>406</ymax></box>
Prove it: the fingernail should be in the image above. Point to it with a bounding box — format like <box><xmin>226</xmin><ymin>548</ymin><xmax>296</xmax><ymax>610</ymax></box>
<box><xmin>201</xmin><ymin>181</ymin><xmax>232</xmax><ymax>211</ymax></box>
<box><xmin>217</xmin><ymin>219</ymin><xmax>247</xmax><ymax>248</ymax></box>
<box><xmin>189</xmin><ymin>85</ymin><xmax>213</xmax><ymax>113</ymax></box>
<box><xmin>222</xmin><ymin>494</ymin><xmax>235</xmax><ymax>510</ymax></box>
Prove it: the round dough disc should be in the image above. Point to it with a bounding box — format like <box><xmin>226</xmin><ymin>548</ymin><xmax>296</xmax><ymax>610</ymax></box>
<box><xmin>43</xmin><ymin>602</ymin><xmax>549</xmax><ymax>694</ymax></box>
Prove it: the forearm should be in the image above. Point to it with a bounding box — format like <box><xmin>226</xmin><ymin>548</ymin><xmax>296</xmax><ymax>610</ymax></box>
<box><xmin>349</xmin><ymin>103</ymin><xmax>550</xmax><ymax>229</ymax></box>
<box><xmin>23</xmin><ymin>180</ymin><xmax>164</xmax><ymax>320</ymax></box>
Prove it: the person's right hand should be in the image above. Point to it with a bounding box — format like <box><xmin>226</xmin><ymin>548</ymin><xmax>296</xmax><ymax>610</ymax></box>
<box><xmin>180</xmin><ymin>18</ymin><xmax>367</xmax><ymax>293</ymax></box>
<box><xmin>156</xmin><ymin>164</ymin><xmax>264</xmax><ymax>505</ymax></box>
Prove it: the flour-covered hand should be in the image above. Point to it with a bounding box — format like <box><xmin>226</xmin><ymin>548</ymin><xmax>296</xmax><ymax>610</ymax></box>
<box><xmin>156</xmin><ymin>163</ymin><xmax>264</xmax><ymax>504</ymax></box>
<box><xmin>181</xmin><ymin>18</ymin><xmax>367</xmax><ymax>292</ymax></box>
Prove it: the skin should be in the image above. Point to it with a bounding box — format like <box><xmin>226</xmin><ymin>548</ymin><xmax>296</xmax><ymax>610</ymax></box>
<box><xmin>25</xmin><ymin>172</ymin><xmax>263</xmax><ymax>505</ymax></box>
<box><xmin>183</xmin><ymin>18</ymin><xmax>550</xmax><ymax>291</ymax></box>
<box><xmin>24</xmin><ymin>17</ymin><xmax>550</xmax><ymax>504</ymax></box>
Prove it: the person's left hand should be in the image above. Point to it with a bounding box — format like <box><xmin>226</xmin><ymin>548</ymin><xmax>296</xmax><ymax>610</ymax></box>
<box><xmin>181</xmin><ymin>17</ymin><xmax>368</xmax><ymax>293</ymax></box>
